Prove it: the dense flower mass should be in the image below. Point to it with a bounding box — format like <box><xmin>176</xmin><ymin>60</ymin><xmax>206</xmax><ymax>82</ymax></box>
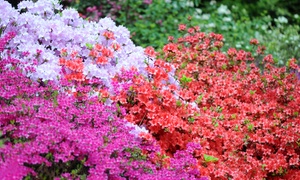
<box><xmin>1</xmin><ymin>0</ymin><xmax>300</xmax><ymax>180</ymax></box>
<box><xmin>114</xmin><ymin>23</ymin><xmax>300</xmax><ymax>179</ymax></box>
<box><xmin>0</xmin><ymin>31</ymin><xmax>206</xmax><ymax>179</ymax></box>
<box><xmin>0</xmin><ymin>0</ymin><xmax>151</xmax><ymax>92</ymax></box>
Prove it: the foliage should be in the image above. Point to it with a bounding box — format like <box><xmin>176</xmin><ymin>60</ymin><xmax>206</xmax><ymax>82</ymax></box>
<box><xmin>61</xmin><ymin>0</ymin><xmax>122</xmax><ymax>21</ymax></box>
<box><xmin>115</xmin><ymin>0</ymin><xmax>197</xmax><ymax>49</ymax></box>
<box><xmin>261</xmin><ymin>21</ymin><xmax>300</xmax><ymax>66</ymax></box>
<box><xmin>198</xmin><ymin>0</ymin><xmax>300</xmax><ymax>25</ymax></box>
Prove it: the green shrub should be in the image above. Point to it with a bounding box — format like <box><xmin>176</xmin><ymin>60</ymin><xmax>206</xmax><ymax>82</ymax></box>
<box><xmin>199</xmin><ymin>0</ymin><xmax>300</xmax><ymax>25</ymax></box>
<box><xmin>116</xmin><ymin>0</ymin><xmax>197</xmax><ymax>49</ymax></box>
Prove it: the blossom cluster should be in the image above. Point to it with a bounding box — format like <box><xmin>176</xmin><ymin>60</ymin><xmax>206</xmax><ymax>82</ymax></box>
<box><xmin>1</xmin><ymin>0</ymin><xmax>150</xmax><ymax>92</ymax></box>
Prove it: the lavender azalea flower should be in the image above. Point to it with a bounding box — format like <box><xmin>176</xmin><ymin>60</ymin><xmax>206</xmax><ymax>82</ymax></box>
<box><xmin>0</xmin><ymin>0</ymin><xmax>152</xmax><ymax>91</ymax></box>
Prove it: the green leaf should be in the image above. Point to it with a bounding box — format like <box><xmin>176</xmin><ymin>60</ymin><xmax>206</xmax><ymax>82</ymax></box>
<box><xmin>213</xmin><ymin>121</ymin><xmax>219</xmax><ymax>127</ymax></box>
<box><xmin>222</xmin><ymin>64</ymin><xmax>227</xmax><ymax>70</ymax></box>
<box><xmin>80</xmin><ymin>174</ymin><xmax>87</xmax><ymax>180</ymax></box>
<box><xmin>52</xmin><ymin>90</ymin><xmax>58</xmax><ymax>107</ymax></box>
<box><xmin>243</xmin><ymin>119</ymin><xmax>250</xmax><ymax>125</ymax></box>
<box><xmin>231</xmin><ymin>114</ymin><xmax>237</xmax><ymax>119</ymax></box>
<box><xmin>180</xmin><ymin>75</ymin><xmax>192</xmax><ymax>83</ymax></box>
<box><xmin>218</xmin><ymin>114</ymin><xmax>224</xmax><ymax>120</ymax></box>
<box><xmin>262</xmin><ymin>164</ymin><xmax>266</xmax><ymax>170</ymax></box>
<box><xmin>86</xmin><ymin>43</ymin><xmax>93</xmax><ymax>50</ymax></box>
<box><xmin>234</xmin><ymin>124</ymin><xmax>239</xmax><ymax>131</ymax></box>
<box><xmin>176</xmin><ymin>100</ymin><xmax>182</xmax><ymax>107</ymax></box>
<box><xmin>129</xmin><ymin>86</ymin><xmax>134</xmax><ymax>91</ymax></box>
<box><xmin>247</xmin><ymin>123</ymin><xmax>254</xmax><ymax>131</ymax></box>
<box><xmin>188</xmin><ymin>117</ymin><xmax>195</xmax><ymax>123</ymax></box>
<box><xmin>10</xmin><ymin>120</ymin><xmax>15</xmax><ymax>125</ymax></box>
<box><xmin>249</xmin><ymin>90</ymin><xmax>256</xmax><ymax>95</ymax></box>
<box><xmin>195</xmin><ymin>94</ymin><xmax>203</xmax><ymax>104</ymax></box>
<box><xmin>0</xmin><ymin>140</ymin><xmax>3</xmax><ymax>148</ymax></box>
<box><xmin>203</xmin><ymin>154</ymin><xmax>219</xmax><ymax>163</ymax></box>
<box><xmin>180</xmin><ymin>62</ymin><xmax>188</xmax><ymax>69</ymax></box>
<box><xmin>116</xmin><ymin>103</ymin><xmax>121</xmax><ymax>114</ymax></box>
<box><xmin>215</xmin><ymin>106</ymin><xmax>223</xmax><ymax>113</ymax></box>
<box><xmin>23</xmin><ymin>175</ymin><xmax>32</xmax><ymax>180</ymax></box>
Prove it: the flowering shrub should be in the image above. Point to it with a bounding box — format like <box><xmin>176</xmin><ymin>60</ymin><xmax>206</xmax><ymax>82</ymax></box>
<box><xmin>115</xmin><ymin>24</ymin><xmax>300</xmax><ymax>179</ymax></box>
<box><xmin>0</xmin><ymin>0</ymin><xmax>210</xmax><ymax>179</ymax></box>
<box><xmin>0</xmin><ymin>0</ymin><xmax>150</xmax><ymax>92</ymax></box>
<box><xmin>0</xmin><ymin>31</ymin><xmax>207</xmax><ymax>179</ymax></box>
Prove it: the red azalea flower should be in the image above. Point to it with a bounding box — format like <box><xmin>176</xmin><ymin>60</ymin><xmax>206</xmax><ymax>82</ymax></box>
<box><xmin>163</xmin><ymin>43</ymin><xmax>178</xmax><ymax>53</ymax></box>
<box><xmin>178</xmin><ymin>24</ymin><xmax>186</xmax><ymax>31</ymax></box>
<box><xmin>101</xmin><ymin>48</ymin><xmax>113</xmax><ymax>57</ymax></box>
<box><xmin>144</xmin><ymin>46</ymin><xmax>156</xmax><ymax>58</ymax></box>
<box><xmin>96</xmin><ymin>56</ymin><xmax>108</xmax><ymax>65</ymax></box>
<box><xmin>250</xmin><ymin>38</ymin><xmax>259</xmax><ymax>45</ymax></box>
<box><xmin>103</xmin><ymin>31</ymin><xmax>115</xmax><ymax>40</ymax></box>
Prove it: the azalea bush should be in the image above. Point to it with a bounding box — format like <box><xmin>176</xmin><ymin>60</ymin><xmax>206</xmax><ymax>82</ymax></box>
<box><xmin>0</xmin><ymin>0</ymin><xmax>208</xmax><ymax>179</ymax></box>
<box><xmin>1</xmin><ymin>0</ymin><xmax>151</xmax><ymax>90</ymax></box>
<box><xmin>114</xmin><ymin>23</ymin><xmax>300</xmax><ymax>179</ymax></box>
